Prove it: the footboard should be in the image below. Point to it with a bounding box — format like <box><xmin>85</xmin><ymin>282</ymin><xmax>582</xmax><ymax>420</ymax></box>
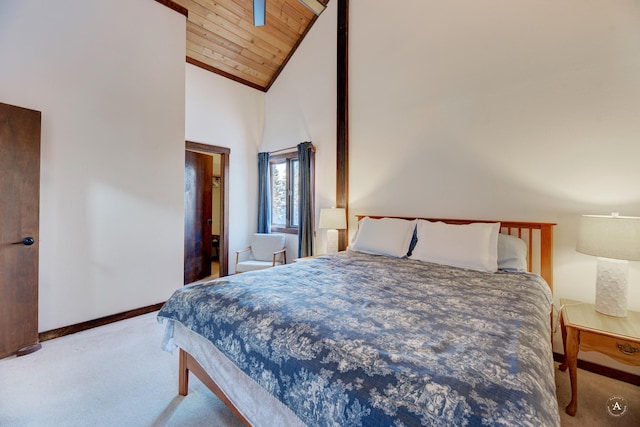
<box><xmin>179</xmin><ymin>348</ymin><xmax>250</xmax><ymax>426</ymax></box>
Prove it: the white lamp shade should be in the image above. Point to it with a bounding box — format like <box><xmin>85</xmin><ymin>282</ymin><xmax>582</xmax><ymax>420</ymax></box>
<box><xmin>577</xmin><ymin>214</ymin><xmax>640</xmax><ymax>261</ymax></box>
<box><xmin>577</xmin><ymin>213</ymin><xmax>640</xmax><ymax>317</ymax></box>
<box><xmin>319</xmin><ymin>208</ymin><xmax>347</xmax><ymax>230</ymax></box>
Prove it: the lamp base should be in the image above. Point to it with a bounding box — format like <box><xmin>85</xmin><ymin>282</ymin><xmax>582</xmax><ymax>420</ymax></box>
<box><xmin>595</xmin><ymin>257</ymin><xmax>628</xmax><ymax>317</ymax></box>
<box><xmin>326</xmin><ymin>229</ymin><xmax>339</xmax><ymax>254</ymax></box>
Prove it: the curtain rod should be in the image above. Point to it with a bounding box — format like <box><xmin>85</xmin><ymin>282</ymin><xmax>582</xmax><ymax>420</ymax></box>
<box><xmin>269</xmin><ymin>143</ymin><xmax>316</xmax><ymax>155</ymax></box>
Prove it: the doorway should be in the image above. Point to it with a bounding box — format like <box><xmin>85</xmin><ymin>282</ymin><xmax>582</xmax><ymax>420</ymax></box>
<box><xmin>184</xmin><ymin>141</ymin><xmax>229</xmax><ymax>282</ymax></box>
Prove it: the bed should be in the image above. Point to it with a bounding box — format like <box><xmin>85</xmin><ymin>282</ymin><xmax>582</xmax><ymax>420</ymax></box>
<box><xmin>158</xmin><ymin>217</ymin><xmax>559</xmax><ymax>426</ymax></box>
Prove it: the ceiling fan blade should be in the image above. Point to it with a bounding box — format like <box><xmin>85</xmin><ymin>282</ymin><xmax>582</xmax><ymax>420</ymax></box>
<box><xmin>253</xmin><ymin>0</ymin><xmax>265</xmax><ymax>27</ymax></box>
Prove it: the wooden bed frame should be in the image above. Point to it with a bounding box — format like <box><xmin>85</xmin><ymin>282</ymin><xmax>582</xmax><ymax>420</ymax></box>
<box><xmin>177</xmin><ymin>217</ymin><xmax>556</xmax><ymax>426</ymax></box>
<box><xmin>356</xmin><ymin>216</ymin><xmax>556</xmax><ymax>291</ymax></box>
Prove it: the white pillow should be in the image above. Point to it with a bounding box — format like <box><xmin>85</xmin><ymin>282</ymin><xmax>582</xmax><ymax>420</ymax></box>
<box><xmin>350</xmin><ymin>217</ymin><xmax>417</xmax><ymax>258</ymax></box>
<box><xmin>497</xmin><ymin>233</ymin><xmax>528</xmax><ymax>272</ymax></box>
<box><xmin>410</xmin><ymin>220</ymin><xmax>500</xmax><ymax>272</ymax></box>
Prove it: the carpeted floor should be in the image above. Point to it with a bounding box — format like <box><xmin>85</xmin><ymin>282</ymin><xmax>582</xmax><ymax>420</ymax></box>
<box><xmin>0</xmin><ymin>312</ymin><xmax>242</xmax><ymax>427</ymax></box>
<box><xmin>555</xmin><ymin>361</ymin><xmax>639</xmax><ymax>427</ymax></box>
<box><xmin>0</xmin><ymin>312</ymin><xmax>637</xmax><ymax>426</ymax></box>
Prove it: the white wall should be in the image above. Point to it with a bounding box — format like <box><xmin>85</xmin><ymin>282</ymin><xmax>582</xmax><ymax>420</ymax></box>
<box><xmin>0</xmin><ymin>0</ymin><xmax>186</xmax><ymax>330</ymax></box>
<box><xmin>185</xmin><ymin>64</ymin><xmax>265</xmax><ymax>269</ymax></box>
<box><xmin>263</xmin><ymin>2</ymin><xmax>337</xmax><ymax>255</ymax></box>
<box><xmin>183</xmin><ymin>12</ymin><xmax>333</xmax><ymax>261</ymax></box>
<box><xmin>264</xmin><ymin>1</ymin><xmax>640</xmax><ymax>374</ymax></box>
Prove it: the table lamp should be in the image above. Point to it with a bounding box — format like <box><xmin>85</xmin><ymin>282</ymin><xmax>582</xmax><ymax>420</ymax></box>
<box><xmin>319</xmin><ymin>208</ymin><xmax>346</xmax><ymax>254</ymax></box>
<box><xmin>576</xmin><ymin>212</ymin><xmax>640</xmax><ymax>317</ymax></box>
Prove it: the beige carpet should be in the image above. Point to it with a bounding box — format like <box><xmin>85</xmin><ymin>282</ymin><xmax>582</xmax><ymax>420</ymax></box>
<box><xmin>555</xmin><ymin>362</ymin><xmax>639</xmax><ymax>427</ymax></box>
<box><xmin>0</xmin><ymin>312</ymin><xmax>638</xmax><ymax>426</ymax></box>
<box><xmin>0</xmin><ymin>312</ymin><xmax>243</xmax><ymax>427</ymax></box>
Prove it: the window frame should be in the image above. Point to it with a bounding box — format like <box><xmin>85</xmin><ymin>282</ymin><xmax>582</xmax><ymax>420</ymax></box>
<box><xmin>270</xmin><ymin>152</ymin><xmax>298</xmax><ymax>234</ymax></box>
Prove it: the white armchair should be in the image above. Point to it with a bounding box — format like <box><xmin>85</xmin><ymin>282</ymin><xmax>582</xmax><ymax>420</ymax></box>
<box><xmin>235</xmin><ymin>233</ymin><xmax>287</xmax><ymax>273</ymax></box>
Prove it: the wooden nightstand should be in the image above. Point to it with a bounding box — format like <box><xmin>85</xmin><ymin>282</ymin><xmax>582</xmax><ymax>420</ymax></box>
<box><xmin>558</xmin><ymin>298</ymin><xmax>640</xmax><ymax>416</ymax></box>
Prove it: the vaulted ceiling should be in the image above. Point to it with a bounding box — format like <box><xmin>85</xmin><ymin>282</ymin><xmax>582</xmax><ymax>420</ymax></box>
<box><xmin>159</xmin><ymin>0</ymin><xmax>329</xmax><ymax>92</ymax></box>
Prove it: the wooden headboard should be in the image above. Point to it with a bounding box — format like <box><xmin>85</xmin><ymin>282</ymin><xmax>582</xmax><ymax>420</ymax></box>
<box><xmin>355</xmin><ymin>216</ymin><xmax>556</xmax><ymax>292</ymax></box>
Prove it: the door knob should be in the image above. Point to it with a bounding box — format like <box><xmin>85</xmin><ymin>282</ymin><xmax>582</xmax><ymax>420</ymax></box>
<box><xmin>13</xmin><ymin>237</ymin><xmax>35</xmax><ymax>246</ymax></box>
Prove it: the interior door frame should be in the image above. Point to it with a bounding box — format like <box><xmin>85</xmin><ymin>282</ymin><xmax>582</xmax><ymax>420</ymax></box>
<box><xmin>186</xmin><ymin>141</ymin><xmax>230</xmax><ymax>277</ymax></box>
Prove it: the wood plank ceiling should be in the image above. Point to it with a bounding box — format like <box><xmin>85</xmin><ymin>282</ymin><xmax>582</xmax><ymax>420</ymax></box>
<box><xmin>165</xmin><ymin>0</ymin><xmax>328</xmax><ymax>91</ymax></box>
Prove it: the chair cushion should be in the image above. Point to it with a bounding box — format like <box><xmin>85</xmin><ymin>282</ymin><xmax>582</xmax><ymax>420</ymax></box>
<box><xmin>251</xmin><ymin>233</ymin><xmax>286</xmax><ymax>261</ymax></box>
<box><xmin>236</xmin><ymin>260</ymin><xmax>284</xmax><ymax>273</ymax></box>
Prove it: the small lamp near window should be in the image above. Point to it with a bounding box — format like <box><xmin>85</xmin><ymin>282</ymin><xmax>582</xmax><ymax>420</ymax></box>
<box><xmin>576</xmin><ymin>212</ymin><xmax>640</xmax><ymax>317</ymax></box>
<box><xmin>319</xmin><ymin>208</ymin><xmax>346</xmax><ymax>254</ymax></box>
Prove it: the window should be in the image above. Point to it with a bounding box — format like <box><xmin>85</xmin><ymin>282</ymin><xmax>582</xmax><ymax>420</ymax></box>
<box><xmin>270</xmin><ymin>152</ymin><xmax>304</xmax><ymax>233</ymax></box>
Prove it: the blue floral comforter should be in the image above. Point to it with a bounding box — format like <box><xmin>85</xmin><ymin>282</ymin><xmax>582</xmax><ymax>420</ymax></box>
<box><xmin>158</xmin><ymin>251</ymin><xmax>559</xmax><ymax>426</ymax></box>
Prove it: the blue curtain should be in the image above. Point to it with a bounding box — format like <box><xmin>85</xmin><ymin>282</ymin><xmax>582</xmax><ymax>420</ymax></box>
<box><xmin>257</xmin><ymin>152</ymin><xmax>271</xmax><ymax>233</ymax></box>
<box><xmin>297</xmin><ymin>142</ymin><xmax>315</xmax><ymax>257</ymax></box>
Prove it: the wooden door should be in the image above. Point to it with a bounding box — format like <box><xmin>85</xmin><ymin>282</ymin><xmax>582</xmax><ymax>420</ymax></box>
<box><xmin>186</xmin><ymin>141</ymin><xmax>230</xmax><ymax>278</ymax></box>
<box><xmin>184</xmin><ymin>150</ymin><xmax>212</xmax><ymax>284</ymax></box>
<box><xmin>0</xmin><ymin>102</ymin><xmax>42</xmax><ymax>358</ymax></box>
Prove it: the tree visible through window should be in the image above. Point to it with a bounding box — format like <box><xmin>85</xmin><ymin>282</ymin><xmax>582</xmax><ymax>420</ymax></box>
<box><xmin>270</xmin><ymin>152</ymin><xmax>301</xmax><ymax>233</ymax></box>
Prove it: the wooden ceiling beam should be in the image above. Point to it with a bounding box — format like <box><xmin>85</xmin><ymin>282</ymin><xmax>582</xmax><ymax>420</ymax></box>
<box><xmin>158</xmin><ymin>0</ymin><xmax>329</xmax><ymax>92</ymax></box>
<box><xmin>336</xmin><ymin>0</ymin><xmax>348</xmax><ymax>251</ymax></box>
